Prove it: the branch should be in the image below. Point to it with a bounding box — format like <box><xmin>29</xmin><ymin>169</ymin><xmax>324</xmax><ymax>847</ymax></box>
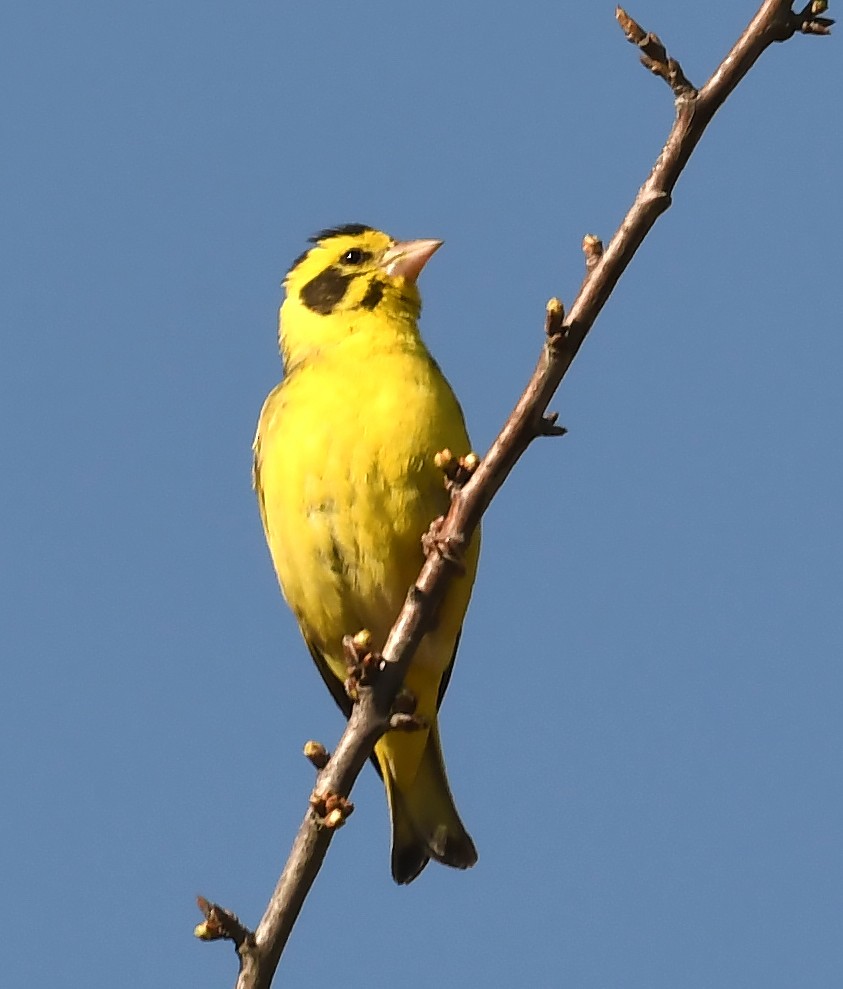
<box><xmin>199</xmin><ymin>4</ymin><xmax>832</xmax><ymax>986</ymax></box>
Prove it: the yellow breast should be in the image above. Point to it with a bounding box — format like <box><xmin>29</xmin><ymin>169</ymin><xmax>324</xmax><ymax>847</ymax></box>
<box><xmin>254</xmin><ymin>326</ymin><xmax>479</xmax><ymax>683</ymax></box>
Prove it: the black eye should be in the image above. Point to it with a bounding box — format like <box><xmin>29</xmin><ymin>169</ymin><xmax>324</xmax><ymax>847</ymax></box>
<box><xmin>341</xmin><ymin>248</ymin><xmax>369</xmax><ymax>265</ymax></box>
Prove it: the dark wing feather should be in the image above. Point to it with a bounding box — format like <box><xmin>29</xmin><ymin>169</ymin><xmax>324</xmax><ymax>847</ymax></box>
<box><xmin>305</xmin><ymin>636</ymin><xmax>382</xmax><ymax>779</ymax></box>
<box><xmin>304</xmin><ymin>627</ymin><xmax>463</xmax><ymax>780</ymax></box>
<box><xmin>436</xmin><ymin>629</ymin><xmax>462</xmax><ymax>709</ymax></box>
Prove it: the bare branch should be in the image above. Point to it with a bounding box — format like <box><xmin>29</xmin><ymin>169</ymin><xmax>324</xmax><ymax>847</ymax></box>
<box><xmin>195</xmin><ymin>896</ymin><xmax>254</xmax><ymax>951</ymax></box>
<box><xmin>615</xmin><ymin>7</ymin><xmax>698</xmax><ymax>98</ymax></box>
<box><xmin>782</xmin><ymin>1</ymin><xmax>834</xmax><ymax>37</ymax></box>
<box><xmin>199</xmin><ymin>4</ymin><xmax>833</xmax><ymax>987</ymax></box>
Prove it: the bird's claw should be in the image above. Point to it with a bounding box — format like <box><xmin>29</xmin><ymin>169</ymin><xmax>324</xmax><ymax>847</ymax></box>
<box><xmin>422</xmin><ymin>517</ymin><xmax>467</xmax><ymax>572</ymax></box>
<box><xmin>388</xmin><ymin>712</ymin><xmax>429</xmax><ymax>732</ymax></box>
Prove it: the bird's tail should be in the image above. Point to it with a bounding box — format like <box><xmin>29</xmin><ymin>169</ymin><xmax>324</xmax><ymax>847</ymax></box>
<box><xmin>382</xmin><ymin>720</ymin><xmax>477</xmax><ymax>885</ymax></box>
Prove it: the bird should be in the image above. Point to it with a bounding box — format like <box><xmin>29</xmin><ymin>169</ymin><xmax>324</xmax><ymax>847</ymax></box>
<box><xmin>252</xmin><ymin>224</ymin><xmax>480</xmax><ymax>884</ymax></box>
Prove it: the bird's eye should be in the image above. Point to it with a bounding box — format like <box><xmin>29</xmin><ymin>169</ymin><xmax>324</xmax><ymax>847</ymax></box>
<box><xmin>341</xmin><ymin>248</ymin><xmax>368</xmax><ymax>265</ymax></box>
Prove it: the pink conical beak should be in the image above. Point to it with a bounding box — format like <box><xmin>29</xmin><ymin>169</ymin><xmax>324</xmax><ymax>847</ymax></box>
<box><xmin>379</xmin><ymin>238</ymin><xmax>443</xmax><ymax>283</ymax></box>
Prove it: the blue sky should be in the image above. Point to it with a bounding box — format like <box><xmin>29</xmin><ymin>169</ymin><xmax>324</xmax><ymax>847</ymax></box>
<box><xmin>3</xmin><ymin>2</ymin><xmax>841</xmax><ymax>986</ymax></box>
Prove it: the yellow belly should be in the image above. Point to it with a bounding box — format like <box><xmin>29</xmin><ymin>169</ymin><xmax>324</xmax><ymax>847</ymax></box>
<box><xmin>255</xmin><ymin>343</ymin><xmax>479</xmax><ymax>688</ymax></box>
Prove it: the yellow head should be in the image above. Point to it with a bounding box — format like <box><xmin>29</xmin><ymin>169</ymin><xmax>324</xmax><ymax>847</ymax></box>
<box><xmin>279</xmin><ymin>224</ymin><xmax>443</xmax><ymax>371</ymax></box>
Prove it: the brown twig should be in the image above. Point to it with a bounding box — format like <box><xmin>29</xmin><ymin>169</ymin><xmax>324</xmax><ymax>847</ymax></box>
<box><xmin>615</xmin><ymin>8</ymin><xmax>698</xmax><ymax>98</ymax></box>
<box><xmin>199</xmin><ymin>3</ymin><xmax>832</xmax><ymax>986</ymax></box>
<box><xmin>195</xmin><ymin>897</ymin><xmax>254</xmax><ymax>951</ymax></box>
<box><xmin>301</xmin><ymin>740</ymin><xmax>329</xmax><ymax>770</ymax></box>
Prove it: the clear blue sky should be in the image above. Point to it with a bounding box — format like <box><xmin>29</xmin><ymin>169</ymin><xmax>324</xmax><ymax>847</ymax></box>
<box><xmin>3</xmin><ymin>2</ymin><xmax>841</xmax><ymax>986</ymax></box>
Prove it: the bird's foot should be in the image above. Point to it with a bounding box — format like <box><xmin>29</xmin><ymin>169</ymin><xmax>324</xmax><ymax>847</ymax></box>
<box><xmin>422</xmin><ymin>516</ymin><xmax>467</xmax><ymax>572</ymax></box>
<box><xmin>392</xmin><ymin>688</ymin><xmax>418</xmax><ymax>715</ymax></box>
<box><xmin>388</xmin><ymin>691</ymin><xmax>426</xmax><ymax>730</ymax></box>
<box><xmin>388</xmin><ymin>712</ymin><xmax>429</xmax><ymax>732</ymax></box>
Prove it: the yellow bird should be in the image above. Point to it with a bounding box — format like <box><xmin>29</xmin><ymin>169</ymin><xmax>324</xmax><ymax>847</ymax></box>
<box><xmin>253</xmin><ymin>224</ymin><xmax>480</xmax><ymax>884</ymax></box>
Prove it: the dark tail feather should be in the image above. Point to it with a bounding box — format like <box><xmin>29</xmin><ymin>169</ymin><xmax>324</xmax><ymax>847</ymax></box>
<box><xmin>391</xmin><ymin>812</ymin><xmax>431</xmax><ymax>885</ymax></box>
<box><xmin>387</xmin><ymin>724</ymin><xmax>477</xmax><ymax>885</ymax></box>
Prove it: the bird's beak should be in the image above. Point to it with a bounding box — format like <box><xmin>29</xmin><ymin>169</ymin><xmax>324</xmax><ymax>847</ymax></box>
<box><xmin>380</xmin><ymin>238</ymin><xmax>443</xmax><ymax>283</ymax></box>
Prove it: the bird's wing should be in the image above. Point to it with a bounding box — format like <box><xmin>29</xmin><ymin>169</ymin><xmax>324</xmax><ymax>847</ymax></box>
<box><xmin>436</xmin><ymin>628</ymin><xmax>461</xmax><ymax>709</ymax></box>
<box><xmin>305</xmin><ymin>635</ymin><xmax>383</xmax><ymax>779</ymax></box>
<box><xmin>304</xmin><ymin>626</ymin><xmax>462</xmax><ymax>781</ymax></box>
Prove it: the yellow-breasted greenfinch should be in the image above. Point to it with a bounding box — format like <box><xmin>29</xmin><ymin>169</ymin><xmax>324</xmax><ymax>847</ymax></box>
<box><xmin>253</xmin><ymin>224</ymin><xmax>479</xmax><ymax>883</ymax></box>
